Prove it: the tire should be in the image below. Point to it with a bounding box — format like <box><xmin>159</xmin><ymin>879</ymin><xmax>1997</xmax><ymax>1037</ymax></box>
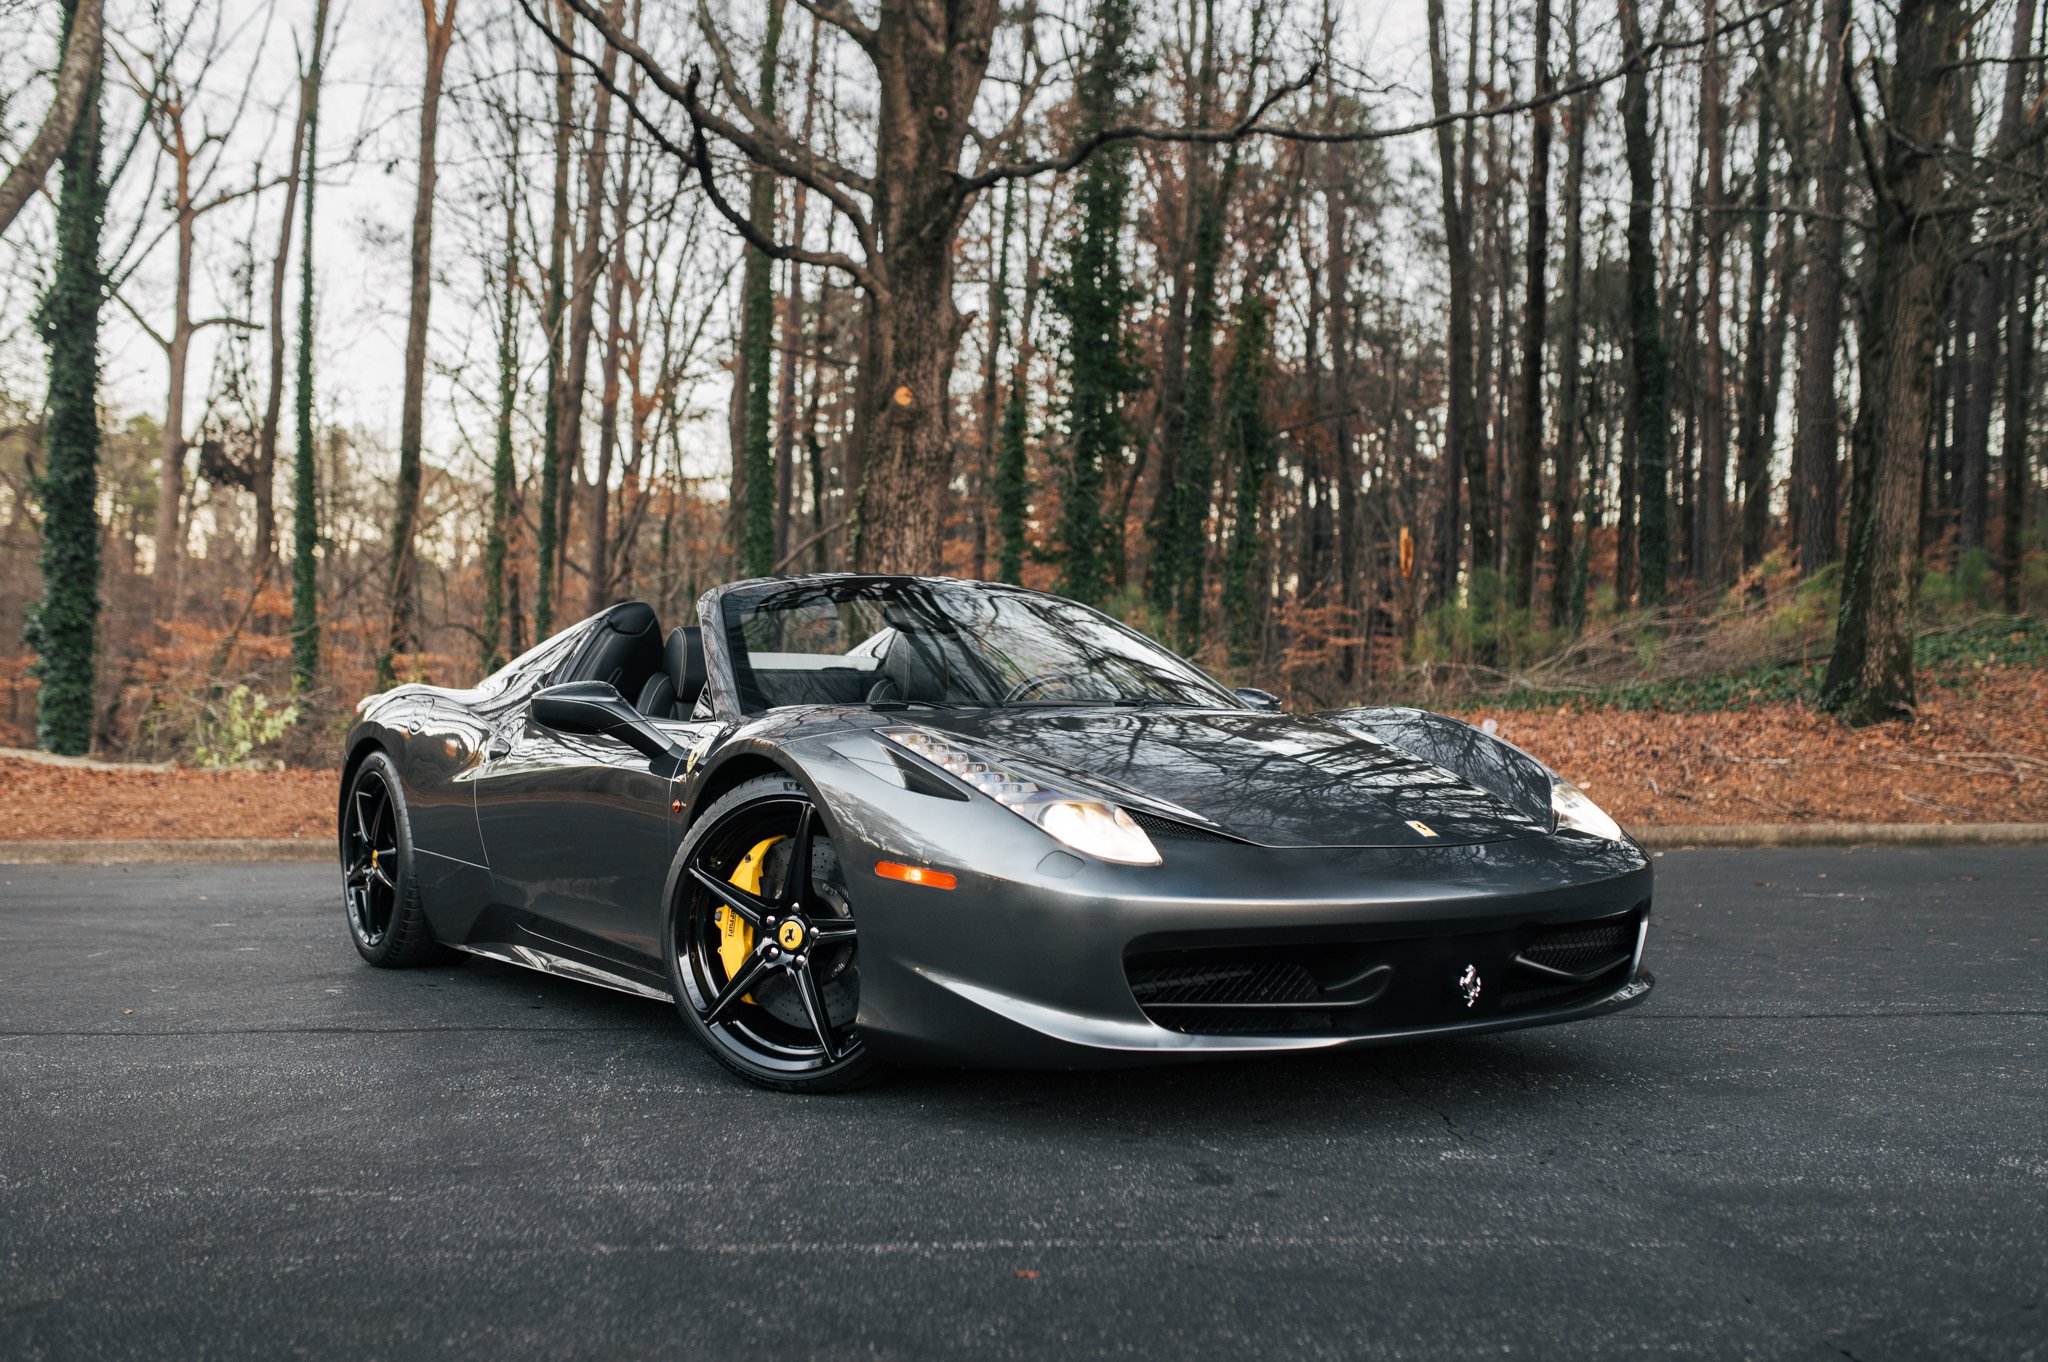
<box><xmin>339</xmin><ymin>751</ymin><xmax>448</xmax><ymax>967</ymax></box>
<box><xmin>667</xmin><ymin>774</ymin><xmax>885</xmax><ymax>1093</ymax></box>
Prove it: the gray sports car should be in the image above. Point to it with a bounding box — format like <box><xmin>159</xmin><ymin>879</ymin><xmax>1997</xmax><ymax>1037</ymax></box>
<box><xmin>340</xmin><ymin>574</ymin><xmax>1653</xmax><ymax>1091</ymax></box>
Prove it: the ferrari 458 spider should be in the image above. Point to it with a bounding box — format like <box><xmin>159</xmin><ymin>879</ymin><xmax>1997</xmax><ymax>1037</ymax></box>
<box><xmin>340</xmin><ymin>574</ymin><xmax>1652</xmax><ymax>1091</ymax></box>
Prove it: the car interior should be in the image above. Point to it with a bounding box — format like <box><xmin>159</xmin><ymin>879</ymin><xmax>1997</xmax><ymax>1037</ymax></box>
<box><xmin>549</xmin><ymin>601</ymin><xmax>705</xmax><ymax>720</ymax></box>
<box><xmin>733</xmin><ymin>616</ymin><xmax>977</xmax><ymax>710</ymax></box>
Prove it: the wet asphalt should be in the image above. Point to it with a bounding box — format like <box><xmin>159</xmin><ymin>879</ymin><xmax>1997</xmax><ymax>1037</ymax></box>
<box><xmin>0</xmin><ymin>849</ymin><xmax>2042</xmax><ymax>1361</ymax></box>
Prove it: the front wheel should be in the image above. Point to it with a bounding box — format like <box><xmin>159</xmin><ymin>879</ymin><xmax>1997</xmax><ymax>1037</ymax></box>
<box><xmin>667</xmin><ymin>775</ymin><xmax>883</xmax><ymax>1093</ymax></box>
<box><xmin>339</xmin><ymin>751</ymin><xmax>446</xmax><ymax>967</ymax></box>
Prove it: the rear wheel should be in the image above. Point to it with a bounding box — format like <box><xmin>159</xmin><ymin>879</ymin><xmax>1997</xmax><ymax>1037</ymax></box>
<box><xmin>668</xmin><ymin>775</ymin><xmax>882</xmax><ymax>1092</ymax></box>
<box><xmin>340</xmin><ymin>751</ymin><xmax>445</xmax><ymax>967</ymax></box>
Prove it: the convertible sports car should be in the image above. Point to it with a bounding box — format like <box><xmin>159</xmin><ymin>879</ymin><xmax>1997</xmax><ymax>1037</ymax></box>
<box><xmin>340</xmin><ymin>574</ymin><xmax>1652</xmax><ymax>1091</ymax></box>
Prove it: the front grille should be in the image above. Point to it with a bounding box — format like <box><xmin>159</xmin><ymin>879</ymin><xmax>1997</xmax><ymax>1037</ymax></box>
<box><xmin>1127</xmin><ymin>957</ymin><xmax>1322</xmax><ymax>1007</ymax></box>
<box><xmin>1123</xmin><ymin>809</ymin><xmax>1241</xmax><ymax>843</ymax></box>
<box><xmin>1125</xmin><ymin>908</ymin><xmax>1643</xmax><ymax>1036</ymax></box>
<box><xmin>1519</xmin><ymin>920</ymin><xmax>1636</xmax><ymax>975</ymax></box>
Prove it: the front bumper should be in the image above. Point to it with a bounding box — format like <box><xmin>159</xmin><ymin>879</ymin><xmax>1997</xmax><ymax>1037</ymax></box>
<box><xmin>887</xmin><ymin>967</ymin><xmax>1654</xmax><ymax>1067</ymax></box>
<box><xmin>796</xmin><ymin>738</ymin><xmax>1655</xmax><ymax>1069</ymax></box>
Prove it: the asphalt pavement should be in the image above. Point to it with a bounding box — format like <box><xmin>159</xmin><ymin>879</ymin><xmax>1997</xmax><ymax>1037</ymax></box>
<box><xmin>1</xmin><ymin>850</ymin><xmax>2042</xmax><ymax>1361</ymax></box>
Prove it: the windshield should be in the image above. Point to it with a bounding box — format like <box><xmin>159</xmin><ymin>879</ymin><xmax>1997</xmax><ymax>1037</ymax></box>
<box><xmin>720</xmin><ymin>580</ymin><xmax>1240</xmax><ymax>714</ymax></box>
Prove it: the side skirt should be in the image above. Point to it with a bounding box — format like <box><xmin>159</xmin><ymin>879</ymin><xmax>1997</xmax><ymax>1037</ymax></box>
<box><xmin>452</xmin><ymin>941</ymin><xmax>675</xmax><ymax>1004</ymax></box>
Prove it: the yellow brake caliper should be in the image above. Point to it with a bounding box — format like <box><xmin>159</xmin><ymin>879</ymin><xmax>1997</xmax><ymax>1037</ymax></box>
<box><xmin>717</xmin><ymin>836</ymin><xmax>785</xmax><ymax>1000</ymax></box>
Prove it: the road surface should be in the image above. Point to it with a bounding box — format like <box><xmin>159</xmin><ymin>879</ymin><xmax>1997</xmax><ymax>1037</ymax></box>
<box><xmin>2</xmin><ymin>849</ymin><xmax>2041</xmax><ymax>1359</ymax></box>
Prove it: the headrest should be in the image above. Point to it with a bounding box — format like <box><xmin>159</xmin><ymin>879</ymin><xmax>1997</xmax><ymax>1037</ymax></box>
<box><xmin>669</xmin><ymin>626</ymin><xmax>707</xmax><ymax>711</ymax></box>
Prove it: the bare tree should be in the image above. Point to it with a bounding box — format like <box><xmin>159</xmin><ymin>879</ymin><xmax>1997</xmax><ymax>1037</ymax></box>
<box><xmin>379</xmin><ymin>0</ymin><xmax>460</xmax><ymax>685</ymax></box>
<box><xmin>1789</xmin><ymin>0</ymin><xmax>1850</xmax><ymax>577</ymax></box>
<box><xmin>113</xmin><ymin>23</ymin><xmax>270</xmax><ymax>606</ymax></box>
<box><xmin>1824</xmin><ymin>0</ymin><xmax>1967</xmax><ymax>723</ymax></box>
<box><xmin>253</xmin><ymin>0</ymin><xmax>333</xmax><ymax>570</ymax></box>
<box><xmin>1426</xmin><ymin>0</ymin><xmax>1486</xmax><ymax>591</ymax></box>
<box><xmin>0</xmin><ymin>0</ymin><xmax>103</xmax><ymax>238</ymax></box>
<box><xmin>1506</xmin><ymin>0</ymin><xmax>1553</xmax><ymax>610</ymax></box>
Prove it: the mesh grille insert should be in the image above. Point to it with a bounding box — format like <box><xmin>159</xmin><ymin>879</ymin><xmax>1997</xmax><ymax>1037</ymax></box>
<box><xmin>1520</xmin><ymin>919</ymin><xmax>1635</xmax><ymax>974</ymax></box>
<box><xmin>1127</xmin><ymin>958</ymin><xmax>1322</xmax><ymax>1007</ymax></box>
<box><xmin>1123</xmin><ymin>809</ymin><xmax>1241</xmax><ymax>843</ymax></box>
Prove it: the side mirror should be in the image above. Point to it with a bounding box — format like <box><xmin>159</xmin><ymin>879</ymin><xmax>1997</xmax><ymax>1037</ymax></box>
<box><xmin>1234</xmin><ymin>687</ymin><xmax>1283</xmax><ymax>712</ymax></box>
<box><xmin>532</xmin><ymin>681</ymin><xmax>680</xmax><ymax>764</ymax></box>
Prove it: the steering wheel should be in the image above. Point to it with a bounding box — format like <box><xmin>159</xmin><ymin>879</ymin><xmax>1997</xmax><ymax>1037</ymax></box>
<box><xmin>1001</xmin><ymin>670</ymin><xmax>1098</xmax><ymax>704</ymax></box>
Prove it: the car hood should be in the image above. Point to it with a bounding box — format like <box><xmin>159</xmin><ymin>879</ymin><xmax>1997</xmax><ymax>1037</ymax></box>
<box><xmin>908</xmin><ymin>707</ymin><xmax>1550</xmax><ymax>848</ymax></box>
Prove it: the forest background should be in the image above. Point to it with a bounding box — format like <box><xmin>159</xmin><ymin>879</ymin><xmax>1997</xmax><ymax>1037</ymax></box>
<box><xmin>1</xmin><ymin>0</ymin><xmax>2043</xmax><ymax>804</ymax></box>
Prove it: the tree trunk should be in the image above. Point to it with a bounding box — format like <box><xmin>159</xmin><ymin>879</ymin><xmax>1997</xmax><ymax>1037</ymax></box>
<box><xmin>152</xmin><ymin>129</ymin><xmax>197</xmax><ymax>604</ymax></box>
<box><xmin>378</xmin><ymin>0</ymin><xmax>458</xmax><ymax>686</ymax></box>
<box><xmin>535</xmin><ymin>0</ymin><xmax>573</xmax><ymax>637</ymax></box>
<box><xmin>30</xmin><ymin>0</ymin><xmax>103</xmax><ymax>755</ymax></box>
<box><xmin>736</xmin><ymin>0</ymin><xmax>784</xmax><ymax>577</ymax></box>
<box><xmin>1619</xmin><ymin>0</ymin><xmax>1670</xmax><ymax>605</ymax></box>
<box><xmin>973</xmin><ymin>174</ymin><xmax>1012</xmax><ymax>585</ymax></box>
<box><xmin>552</xmin><ymin>2</ymin><xmax>619</xmax><ymax>605</ymax></box>
<box><xmin>1507</xmin><ymin>0</ymin><xmax>1553</xmax><ymax>611</ymax></box>
<box><xmin>1547</xmin><ymin>0</ymin><xmax>1587</xmax><ymax>628</ymax></box>
<box><xmin>773</xmin><ymin>17</ymin><xmax>822</xmax><ymax>572</ymax></box>
<box><xmin>587</xmin><ymin>94</ymin><xmax>634</xmax><ymax>616</ymax></box>
<box><xmin>484</xmin><ymin>156</ymin><xmax>518</xmax><ymax>673</ymax></box>
<box><xmin>2001</xmin><ymin>259</ymin><xmax>2036</xmax><ymax>613</ymax></box>
<box><xmin>254</xmin><ymin>0</ymin><xmax>328</xmax><ymax>572</ymax></box>
<box><xmin>1824</xmin><ymin>0</ymin><xmax>1965</xmax><ymax>724</ymax></box>
<box><xmin>1141</xmin><ymin>0</ymin><xmax>1216</xmax><ymax>617</ymax></box>
<box><xmin>1790</xmin><ymin>0</ymin><xmax>1850</xmax><ymax>577</ymax></box>
<box><xmin>0</xmin><ymin>0</ymin><xmax>101</xmax><ymax>238</ymax></box>
<box><xmin>1961</xmin><ymin>0</ymin><xmax>2038</xmax><ymax>553</ymax></box>
<box><xmin>1426</xmin><ymin>0</ymin><xmax>1487</xmax><ymax>591</ymax></box>
<box><xmin>1695</xmin><ymin>0</ymin><xmax>1729</xmax><ymax>584</ymax></box>
<box><xmin>290</xmin><ymin>6</ymin><xmax>330</xmax><ymax>689</ymax></box>
<box><xmin>1736</xmin><ymin>25</ymin><xmax>1780</xmax><ymax>572</ymax></box>
<box><xmin>841</xmin><ymin>1</ymin><xmax>1000</xmax><ymax>575</ymax></box>
<box><xmin>1320</xmin><ymin>0</ymin><xmax>1364</xmax><ymax>677</ymax></box>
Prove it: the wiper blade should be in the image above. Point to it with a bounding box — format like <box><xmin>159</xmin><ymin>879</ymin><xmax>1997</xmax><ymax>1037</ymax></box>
<box><xmin>865</xmin><ymin>698</ymin><xmax>962</xmax><ymax>711</ymax></box>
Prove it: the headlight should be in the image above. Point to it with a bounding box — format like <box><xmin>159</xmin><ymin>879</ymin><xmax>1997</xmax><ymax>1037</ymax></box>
<box><xmin>1551</xmin><ymin>777</ymin><xmax>1624</xmax><ymax>842</ymax></box>
<box><xmin>882</xmin><ymin>729</ymin><xmax>1161</xmax><ymax>866</ymax></box>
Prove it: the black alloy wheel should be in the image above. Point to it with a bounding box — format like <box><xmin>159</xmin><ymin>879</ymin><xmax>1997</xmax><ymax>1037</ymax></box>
<box><xmin>340</xmin><ymin>751</ymin><xmax>445</xmax><ymax>967</ymax></box>
<box><xmin>670</xmin><ymin>775</ymin><xmax>880</xmax><ymax>1092</ymax></box>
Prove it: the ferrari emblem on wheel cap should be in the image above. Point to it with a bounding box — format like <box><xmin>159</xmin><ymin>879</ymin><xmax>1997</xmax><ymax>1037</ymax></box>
<box><xmin>1458</xmin><ymin>964</ymin><xmax>1482</xmax><ymax>1008</ymax></box>
<box><xmin>778</xmin><ymin>920</ymin><xmax>807</xmax><ymax>950</ymax></box>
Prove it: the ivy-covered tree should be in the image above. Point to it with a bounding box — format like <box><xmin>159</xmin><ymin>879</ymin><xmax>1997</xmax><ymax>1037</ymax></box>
<box><xmin>995</xmin><ymin>388</ymin><xmax>1030</xmax><ymax>586</ymax></box>
<box><xmin>1221</xmin><ymin>294</ymin><xmax>1275</xmax><ymax>668</ymax></box>
<box><xmin>481</xmin><ymin>162</ymin><xmax>519</xmax><ymax>674</ymax></box>
<box><xmin>290</xmin><ymin>4</ymin><xmax>327</xmax><ymax>690</ymax></box>
<box><xmin>736</xmin><ymin>0</ymin><xmax>785</xmax><ymax>577</ymax></box>
<box><xmin>27</xmin><ymin>0</ymin><xmax>105</xmax><ymax>756</ymax></box>
<box><xmin>1044</xmin><ymin>0</ymin><xmax>1147</xmax><ymax>606</ymax></box>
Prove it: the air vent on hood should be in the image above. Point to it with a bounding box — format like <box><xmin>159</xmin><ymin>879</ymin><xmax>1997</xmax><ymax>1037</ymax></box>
<box><xmin>1121</xmin><ymin>809</ymin><xmax>1243</xmax><ymax>844</ymax></box>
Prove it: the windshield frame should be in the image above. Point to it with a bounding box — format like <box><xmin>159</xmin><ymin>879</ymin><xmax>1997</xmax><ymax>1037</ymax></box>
<box><xmin>705</xmin><ymin>575</ymin><xmax>1244</xmax><ymax>717</ymax></box>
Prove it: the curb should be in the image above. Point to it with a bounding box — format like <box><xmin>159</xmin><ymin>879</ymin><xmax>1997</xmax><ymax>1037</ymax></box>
<box><xmin>0</xmin><ymin>839</ymin><xmax>329</xmax><ymax>865</ymax></box>
<box><xmin>0</xmin><ymin>746</ymin><xmax>177</xmax><ymax>773</ymax></box>
<box><xmin>6</xmin><ymin>826</ymin><xmax>2048</xmax><ymax>865</ymax></box>
<box><xmin>1633</xmin><ymin>823</ymin><xmax>2048</xmax><ymax>849</ymax></box>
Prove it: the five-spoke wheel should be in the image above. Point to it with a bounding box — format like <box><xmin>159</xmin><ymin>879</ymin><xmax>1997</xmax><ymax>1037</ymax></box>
<box><xmin>670</xmin><ymin>774</ymin><xmax>880</xmax><ymax>1091</ymax></box>
<box><xmin>344</xmin><ymin>767</ymin><xmax>400</xmax><ymax>948</ymax></box>
<box><xmin>339</xmin><ymin>751</ymin><xmax>445</xmax><ymax>966</ymax></box>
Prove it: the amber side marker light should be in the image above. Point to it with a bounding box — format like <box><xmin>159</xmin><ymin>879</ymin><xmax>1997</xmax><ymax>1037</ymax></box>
<box><xmin>875</xmin><ymin>860</ymin><xmax>957</xmax><ymax>890</ymax></box>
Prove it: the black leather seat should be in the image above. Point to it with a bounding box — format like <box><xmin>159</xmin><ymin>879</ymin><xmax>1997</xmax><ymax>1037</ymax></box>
<box><xmin>561</xmin><ymin>601</ymin><xmax>664</xmax><ymax>703</ymax></box>
<box><xmin>637</xmin><ymin>626</ymin><xmax>706</xmax><ymax>718</ymax></box>
<box><xmin>868</xmin><ymin>629</ymin><xmax>955</xmax><ymax>705</ymax></box>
